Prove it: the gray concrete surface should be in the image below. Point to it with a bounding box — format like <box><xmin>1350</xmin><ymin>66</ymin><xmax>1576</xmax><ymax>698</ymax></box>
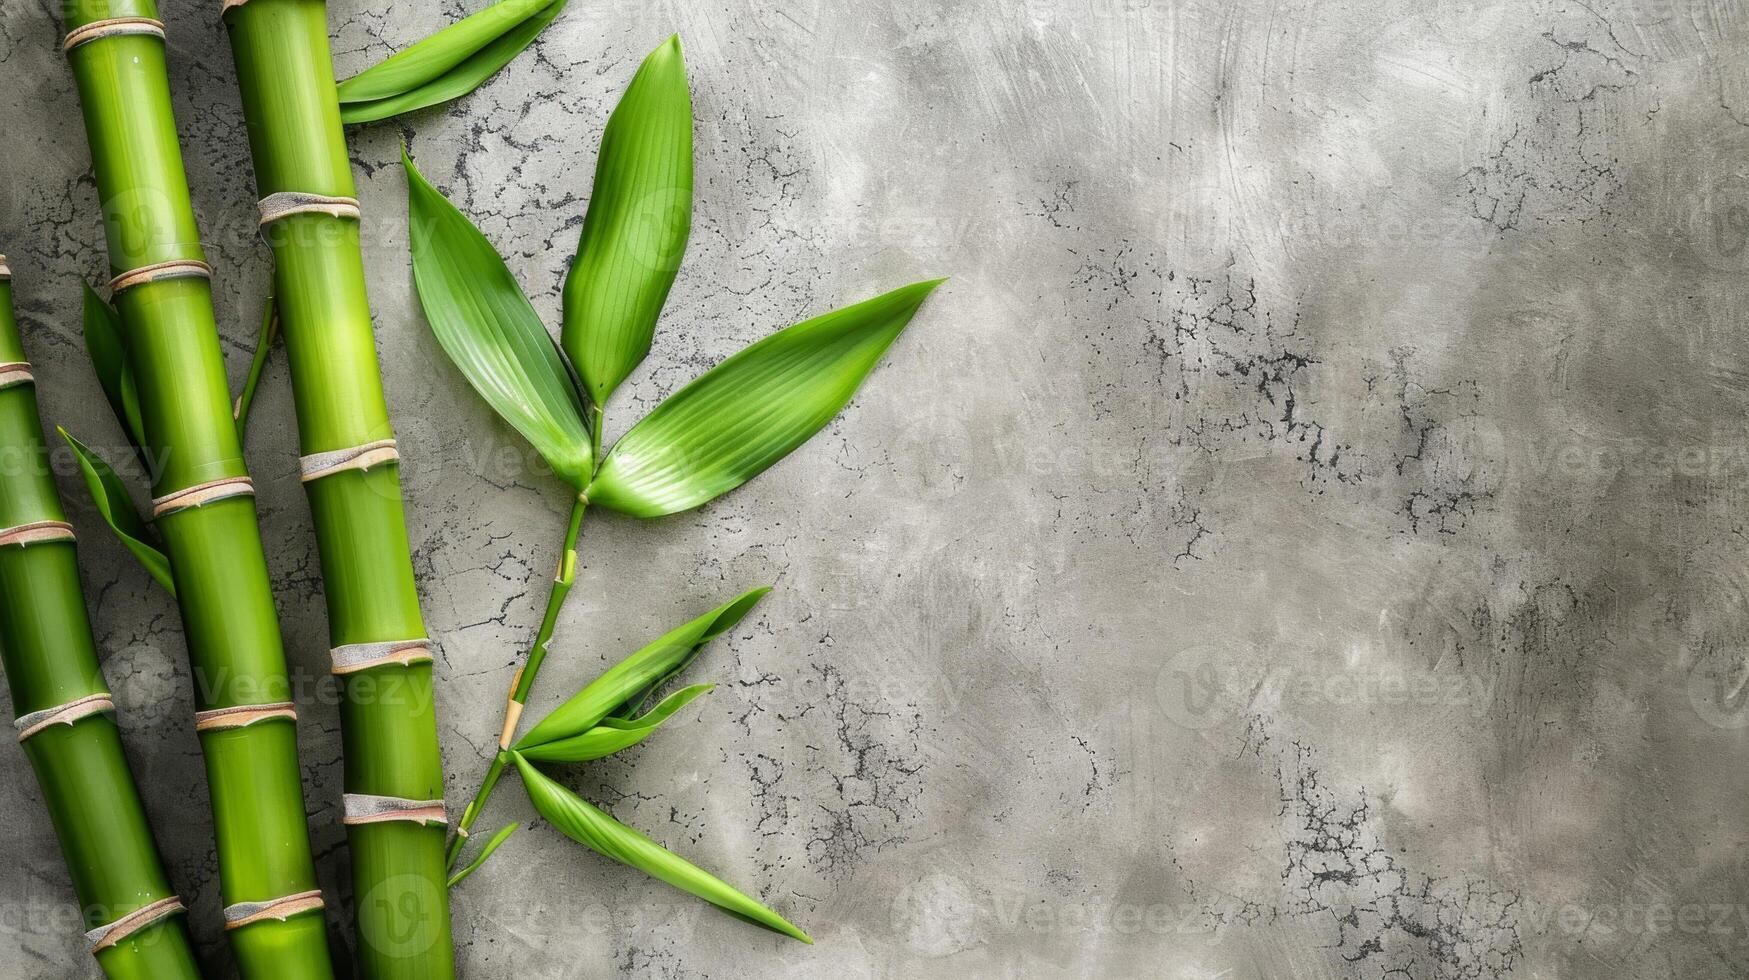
<box><xmin>1</xmin><ymin>0</ymin><xmax>1746</xmax><ymax>977</ymax></box>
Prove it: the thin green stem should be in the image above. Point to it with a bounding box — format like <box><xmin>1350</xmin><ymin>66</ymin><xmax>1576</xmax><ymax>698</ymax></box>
<box><xmin>514</xmin><ymin>495</ymin><xmax>587</xmax><ymax>704</ymax></box>
<box><xmin>449</xmin><ymin>402</ymin><xmax>605</xmax><ymax>872</ymax></box>
<box><xmin>448</xmin><ymin>493</ymin><xmax>587</xmax><ymax>869</ymax></box>
<box><xmin>446</xmin><ymin>750</ymin><xmax>509</xmax><ymax>868</ymax></box>
<box><xmin>233</xmin><ymin>292</ymin><xmax>277</xmax><ymax>442</ymax></box>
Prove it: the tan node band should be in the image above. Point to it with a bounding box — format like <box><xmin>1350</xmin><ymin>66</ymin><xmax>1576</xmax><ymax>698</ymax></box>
<box><xmin>343</xmin><ymin>794</ymin><xmax>447</xmax><ymax>828</ymax></box>
<box><xmin>499</xmin><ymin>698</ymin><xmax>524</xmax><ymax>750</ymax></box>
<box><xmin>108</xmin><ymin>260</ymin><xmax>211</xmax><ymax>294</ymax></box>
<box><xmin>300</xmin><ymin>439</ymin><xmax>398</xmax><ymax>482</ymax></box>
<box><xmin>259</xmin><ymin>192</ymin><xmax>361</xmax><ymax>226</ymax></box>
<box><xmin>63</xmin><ymin>17</ymin><xmax>165</xmax><ymax>53</ymax></box>
<box><xmin>0</xmin><ymin>255</ymin><xmax>10</xmax><ymax>280</ymax></box>
<box><xmin>0</xmin><ymin>361</ymin><xmax>34</xmax><ymax>390</ymax></box>
<box><xmin>223</xmin><ymin>890</ymin><xmax>325</xmax><ymax>931</ymax></box>
<box><xmin>0</xmin><ymin>520</ymin><xmax>75</xmax><ymax>548</ymax></box>
<box><xmin>85</xmin><ymin>896</ymin><xmax>185</xmax><ymax>954</ymax></box>
<box><xmin>221</xmin><ymin>0</ymin><xmax>253</xmax><ymax>12</ymax></box>
<box><xmin>16</xmin><ymin>693</ymin><xmax>115</xmax><ymax>742</ymax></box>
<box><xmin>330</xmin><ymin>639</ymin><xmax>432</xmax><ymax>676</ymax></box>
<box><xmin>194</xmin><ymin>702</ymin><xmax>297</xmax><ymax>732</ymax></box>
<box><xmin>152</xmin><ymin>476</ymin><xmax>255</xmax><ymax>518</ymax></box>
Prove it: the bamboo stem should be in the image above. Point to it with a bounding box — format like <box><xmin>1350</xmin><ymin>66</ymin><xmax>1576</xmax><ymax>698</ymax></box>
<box><xmin>448</xmin><ymin>495</ymin><xmax>586</xmax><ymax>867</ymax></box>
<box><xmin>222</xmin><ymin>1</ymin><xmax>453</xmax><ymax>973</ymax></box>
<box><xmin>0</xmin><ymin>272</ymin><xmax>202</xmax><ymax>980</ymax></box>
<box><xmin>60</xmin><ymin>3</ymin><xmax>335</xmax><ymax>976</ymax></box>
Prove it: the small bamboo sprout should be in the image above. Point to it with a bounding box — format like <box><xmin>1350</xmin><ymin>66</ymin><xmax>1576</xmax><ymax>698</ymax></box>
<box><xmin>58</xmin><ymin>3</ymin><xmax>334</xmax><ymax>975</ymax></box>
<box><xmin>0</xmin><ymin>260</ymin><xmax>202</xmax><ymax>978</ymax></box>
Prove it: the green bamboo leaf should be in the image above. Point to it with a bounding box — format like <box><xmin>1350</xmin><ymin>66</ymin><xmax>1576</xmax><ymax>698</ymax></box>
<box><xmin>57</xmin><ymin>429</ymin><xmax>174</xmax><ymax>596</ymax></box>
<box><xmin>447</xmin><ymin>822</ymin><xmax>518</xmax><ymax>889</ymax></box>
<box><xmin>404</xmin><ymin>148</ymin><xmax>593</xmax><ymax>488</ymax></box>
<box><xmin>233</xmin><ymin>292</ymin><xmax>278</xmax><ymax>443</ymax></box>
<box><xmin>587</xmin><ymin>280</ymin><xmax>943</xmax><ymax>517</ymax></box>
<box><xmin>515</xmin><ymin>587</ymin><xmax>767</xmax><ymax>749</ymax></box>
<box><xmin>512</xmin><ymin>753</ymin><xmax>811</xmax><ymax>943</ymax></box>
<box><xmin>81</xmin><ymin>283</ymin><xmax>145</xmax><ymax>450</ymax></box>
<box><xmin>561</xmin><ymin>34</ymin><xmax>692</xmax><ymax>408</ymax></box>
<box><xmin>339</xmin><ymin>0</ymin><xmax>569</xmax><ymax>125</ymax></box>
<box><xmin>516</xmin><ymin>684</ymin><xmax>711</xmax><ymax>763</ymax></box>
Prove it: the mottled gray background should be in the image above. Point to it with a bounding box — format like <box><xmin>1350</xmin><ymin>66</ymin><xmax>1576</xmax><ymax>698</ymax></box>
<box><xmin>0</xmin><ymin>0</ymin><xmax>1746</xmax><ymax>977</ymax></box>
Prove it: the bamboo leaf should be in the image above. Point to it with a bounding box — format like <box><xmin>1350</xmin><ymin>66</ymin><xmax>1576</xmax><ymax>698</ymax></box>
<box><xmin>512</xmin><ymin>753</ymin><xmax>812</xmax><ymax>943</ymax></box>
<box><xmin>338</xmin><ymin>0</ymin><xmax>567</xmax><ymax>124</ymax></box>
<box><xmin>58</xmin><ymin>429</ymin><xmax>174</xmax><ymax>596</ymax></box>
<box><xmin>81</xmin><ymin>284</ymin><xmax>145</xmax><ymax>451</ymax></box>
<box><xmin>447</xmin><ymin>822</ymin><xmax>518</xmax><ymax>889</ymax></box>
<box><xmin>404</xmin><ymin>149</ymin><xmax>593</xmax><ymax>489</ymax></box>
<box><xmin>516</xmin><ymin>684</ymin><xmax>711</xmax><ymax>763</ymax></box>
<box><xmin>561</xmin><ymin>34</ymin><xmax>692</xmax><ymax>408</ymax></box>
<box><xmin>233</xmin><ymin>293</ymin><xmax>278</xmax><ymax>443</ymax></box>
<box><xmin>516</xmin><ymin>587</ymin><xmax>767</xmax><ymax>749</ymax></box>
<box><xmin>587</xmin><ymin>280</ymin><xmax>943</xmax><ymax>517</ymax></box>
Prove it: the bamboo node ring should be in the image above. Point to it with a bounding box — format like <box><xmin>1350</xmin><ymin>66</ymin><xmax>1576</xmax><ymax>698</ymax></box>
<box><xmin>0</xmin><ymin>254</ymin><xmax>11</xmax><ymax>280</ymax></box>
<box><xmin>300</xmin><ymin>439</ymin><xmax>398</xmax><ymax>482</ymax></box>
<box><xmin>194</xmin><ymin>702</ymin><xmax>297</xmax><ymax>732</ymax></box>
<box><xmin>85</xmin><ymin>896</ymin><xmax>186</xmax><ymax>954</ymax></box>
<box><xmin>0</xmin><ymin>520</ymin><xmax>75</xmax><ymax>548</ymax></box>
<box><xmin>62</xmin><ymin>17</ymin><xmax>165</xmax><ymax>54</ymax></box>
<box><xmin>108</xmin><ymin>259</ymin><xmax>212</xmax><ymax>294</ymax></box>
<box><xmin>15</xmin><ymin>693</ymin><xmax>115</xmax><ymax>742</ymax></box>
<box><xmin>330</xmin><ymin>638</ymin><xmax>433</xmax><ymax>676</ymax></box>
<box><xmin>343</xmin><ymin>794</ymin><xmax>448</xmax><ymax>828</ymax></box>
<box><xmin>258</xmin><ymin>192</ymin><xmax>361</xmax><ymax>226</ymax></box>
<box><xmin>223</xmin><ymin>890</ymin><xmax>325</xmax><ymax>931</ymax></box>
<box><xmin>152</xmin><ymin>476</ymin><xmax>255</xmax><ymax>519</ymax></box>
<box><xmin>0</xmin><ymin>361</ymin><xmax>35</xmax><ymax>390</ymax></box>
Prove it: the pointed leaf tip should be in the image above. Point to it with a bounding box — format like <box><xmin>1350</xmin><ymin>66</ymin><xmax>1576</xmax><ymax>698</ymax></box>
<box><xmin>560</xmin><ymin>32</ymin><xmax>694</xmax><ymax>408</ymax></box>
<box><xmin>80</xmin><ymin>283</ymin><xmax>145</xmax><ymax>452</ymax></box>
<box><xmin>516</xmin><ymin>585</ymin><xmax>770</xmax><ymax>749</ymax></box>
<box><xmin>515</xmin><ymin>683</ymin><xmax>714</xmax><ymax>764</ymax></box>
<box><xmin>403</xmin><ymin>150</ymin><xmax>593</xmax><ymax>489</ymax></box>
<box><xmin>338</xmin><ymin>0</ymin><xmax>569</xmax><ymax>124</ymax></box>
<box><xmin>586</xmin><ymin>280</ymin><xmax>942</xmax><ymax>517</ymax></box>
<box><xmin>513</xmin><ymin>753</ymin><xmax>812</xmax><ymax>943</ymax></box>
<box><xmin>59</xmin><ymin>429</ymin><xmax>174</xmax><ymax>596</ymax></box>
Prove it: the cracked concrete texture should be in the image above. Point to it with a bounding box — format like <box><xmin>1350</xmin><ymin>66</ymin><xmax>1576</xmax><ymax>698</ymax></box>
<box><xmin>0</xmin><ymin>0</ymin><xmax>1746</xmax><ymax>976</ymax></box>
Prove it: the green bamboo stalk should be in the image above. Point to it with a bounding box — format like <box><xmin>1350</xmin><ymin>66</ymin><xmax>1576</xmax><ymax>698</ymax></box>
<box><xmin>59</xmin><ymin>3</ymin><xmax>335</xmax><ymax>976</ymax></box>
<box><xmin>0</xmin><ymin>262</ymin><xmax>202</xmax><ymax>979</ymax></box>
<box><xmin>222</xmin><ymin>1</ymin><xmax>453</xmax><ymax>974</ymax></box>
